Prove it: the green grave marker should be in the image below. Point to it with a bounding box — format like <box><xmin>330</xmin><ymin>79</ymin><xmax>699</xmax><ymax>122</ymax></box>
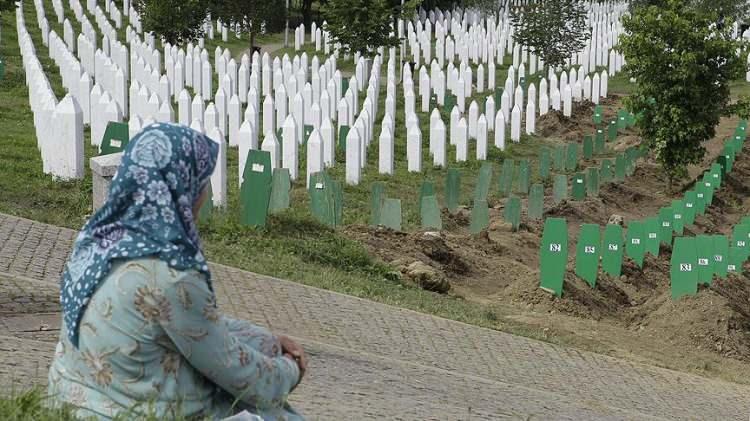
<box><xmin>682</xmin><ymin>190</ymin><xmax>697</xmax><ymax>225</ymax></box>
<box><xmin>742</xmin><ymin>216</ymin><xmax>750</xmax><ymax>226</ymax></box>
<box><xmin>614</xmin><ymin>154</ymin><xmax>626</xmax><ymax>182</ymax></box>
<box><xmin>421</xmin><ymin>195</ymin><xmax>442</xmax><ymax>230</ymax></box>
<box><xmin>304</xmin><ymin>125</ymin><xmax>314</xmax><ymax>143</ymax></box>
<box><xmin>100</xmin><ymin>122</ymin><xmax>130</xmax><ymax>155</ymax></box>
<box><xmin>504</xmin><ymin>196</ymin><xmax>521</xmax><ymax>231</ymax></box>
<box><xmin>370</xmin><ymin>182</ymin><xmax>385</xmax><ymax>226</ymax></box>
<box><xmin>268</xmin><ymin>168</ymin><xmax>291</xmax><ymax>214</ymax></box>
<box><xmin>625</xmin><ymin>148</ymin><xmax>638</xmax><ymax>176</ymax></box>
<box><xmin>695</xmin><ymin>234</ymin><xmax>714</xmax><ymax>285</ymax></box>
<box><xmin>600</xmin><ymin>159</ymin><xmax>613</xmax><ymax>183</ymax></box>
<box><xmin>499</xmin><ymin>159</ymin><xmax>515</xmax><ymax>197</ymax></box>
<box><xmin>694</xmin><ymin>187</ymin><xmax>708</xmax><ymax>215</ymax></box>
<box><xmin>670</xmin><ymin>237</ymin><xmax>699</xmax><ymax>300</ymax></box>
<box><xmin>419</xmin><ymin>181</ymin><xmax>436</xmax><ymax>214</ymax></box>
<box><xmin>565</xmin><ymin>143</ymin><xmax>578</xmax><ymax>172</ymax></box>
<box><xmin>572</xmin><ymin>172</ymin><xmax>586</xmax><ymax>200</ymax></box>
<box><xmin>671</xmin><ymin>199</ymin><xmax>685</xmax><ymax>236</ymax></box>
<box><xmin>587</xmin><ymin>167</ymin><xmax>600</xmax><ymax>197</ymax></box>
<box><xmin>583</xmin><ymin>135</ymin><xmax>594</xmax><ymax>159</ymax></box>
<box><xmin>626</xmin><ymin>220</ymin><xmax>646</xmax><ymax>268</ymax></box>
<box><xmin>309</xmin><ymin>172</ymin><xmax>336</xmax><ymax>227</ymax></box>
<box><xmin>332</xmin><ymin>179</ymin><xmax>343</xmax><ymax>226</ymax></box>
<box><xmin>700</xmin><ymin>176</ymin><xmax>715</xmax><ymax>206</ymax></box>
<box><xmin>658</xmin><ymin>207</ymin><xmax>673</xmax><ymax>245</ymax></box>
<box><xmin>539</xmin><ymin>148</ymin><xmax>551</xmax><ymax>180</ymax></box>
<box><xmin>607</xmin><ymin>120</ymin><xmax>618</xmax><ymax>141</ymax></box>
<box><xmin>617</xmin><ymin>109</ymin><xmax>628</xmax><ymax>129</ymax></box>
<box><xmin>602</xmin><ymin>224</ymin><xmax>624</xmax><ymax>277</ymax></box>
<box><xmin>723</xmin><ymin>143</ymin><xmax>736</xmax><ymax>173</ymax></box>
<box><xmin>732</xmin><ymin>223</ymin><xmax>750</xmax><ymax>260</ymax></box>
<box><xmin>341</xmin><ymin>77</ymin><xmax>349</xmax><ymax>94</ymax></box>
<box><xmin>713</xmin><ymin>235</ymin><xmax>729</xmax><ymax>279</ymax></box>
<box><xmin>717</xmin><ymin>155</ymin><xmax>729</xmax><ymax>180</ymax></box>
<box><xmin>474</xmin><ymin>163</ymin><xmax>493</xmax><ymax>201</ymax></box>
<box><xmin>644</xmin><ymin>216</ymin><xmax>660</xmax><ymax>256</ymax></box>
<box><xmin>736</xmin><ymin>132</ymin><xmax>746</xmax><ymax>146</ymax></box>
<box><xmin>494</xmin><ymin>88</ymin><xmax>503</xmax><ymax>108</ymax></box>
<box><xmin>594</xmin><ymin>129</ymin><xmax>606</xmax><ymax>154</ymax></box>
<box><xmin>517</xmin><ymin>160</ymin><xmax>530</xmax><ymax>194</ymax></box>
<box><xmin>540</xmin><ymin>218</ymin><xmax>569</xmax><ymax>297</ymax></box>
<box><xmin>727</xmin><ymin>247</ymin><xmax>744</xmax><ymax>274</ymax></box>
<box><xmin>470</xmin><ymin>199</ymin><xmax>490</xmax><ymax>234</ymax></box>
<box><xmin>593</xmin><ymin>105</ymin><xmax>603</xmax><ymax>125</ymax></box>
<box><xmin>444</xmin><ymin>93</ymin><xmax>457</xmax><ymax>111</ymax></box>
<box><xmin>198</xmin><ymin>182</ymin><xmax>213</xmax><ymax>223</ymax></box>
<box><xmin>553</xmin><ymin>174</ymin><xmax>568</xmax><ymax>204</ymax></box>
<box><xmin>338</xmin><ymin>125</ymin><xmax>350</xmax><ymax>151</ymax></box>
<box><xmin>240</xmin><ymin>150</ymin><xmax>273</xmax><ymax>227</ymax></box>
<box><xmin>528</xmin><ymin>184</ymin><xmax>544</xmax><ymax>220</ymax></box>
<box><xmin>553</xmin><ymin>145</ymin><xmax>565</xmax><ymax>171</ymax></box>
<box><xmin>381</xmin><ymin>198</ymin><xmax>402</xmax><ymax>231</ymax></box>
<box><xmin>575</xmin><ymin>223</ymin><xmax>600</xmax><ymax>287</ymax></box>
<box><xmin>446</xmin><ymin>169</ymin><xmax>461</xmax><ymax>213</ymax></box>
<box><xmin>710</xmin><ymin>163</ymin><xmax>723</xmax><ymax>188</ymax></box>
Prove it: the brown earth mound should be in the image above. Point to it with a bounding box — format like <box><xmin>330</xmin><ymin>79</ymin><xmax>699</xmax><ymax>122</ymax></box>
<box><xmin>536</xmin><ymin>96</ymin><xmax>629</xmax><ymax>142</ymax></box>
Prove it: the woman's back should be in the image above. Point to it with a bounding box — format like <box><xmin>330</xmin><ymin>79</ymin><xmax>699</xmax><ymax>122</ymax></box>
<box><xmin>49</xmin><ymin>258</ymin><xmax>220</xmax><ymax>419</ymax></box>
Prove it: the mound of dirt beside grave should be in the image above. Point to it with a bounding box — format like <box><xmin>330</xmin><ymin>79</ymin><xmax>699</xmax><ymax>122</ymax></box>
<box><xmin>344</xmin><ymin>115</ymin><xmax>750</xmax><ymax>367</ymax></box>
<box><xmin>536</xmin><ymin>96</ymin><xmax>629</xmax><ymax>142</ymax></box>
<box><xmin>638</xmin><ymin>276</ymin><xmax>750</xmax><ymax>360</ymax></box>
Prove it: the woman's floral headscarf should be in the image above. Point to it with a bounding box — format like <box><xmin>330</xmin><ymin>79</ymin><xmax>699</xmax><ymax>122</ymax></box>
<box><xmin>61</xmin><ymin>123</ymin><xmax>218</xmax><ymax>347</ymax></box>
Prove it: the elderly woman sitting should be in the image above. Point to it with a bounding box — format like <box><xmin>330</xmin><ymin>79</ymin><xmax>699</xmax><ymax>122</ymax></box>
<box><xmin>47</xmin><ymin>124</ymin><xmax>307</xmax><ymax>420</ymax></box>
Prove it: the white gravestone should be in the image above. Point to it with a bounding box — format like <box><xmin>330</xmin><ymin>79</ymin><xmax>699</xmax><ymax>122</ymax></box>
<box><xmin>208</xmin><ymin>127</ymin><xmax>227</xmax><ymax>207</ymax></box>
<box><xmin>282</xmin><ymin>115</ymin><xmax>299</xmax><ymax>180</ymax></box>
<box><xmin>306</xmin><ymin>129</ymin><xmax>324</xmax><ymax>188</ymax></box>
<box><xmin>510</xmin><ymin>104</ymin><xmax>521</xmax><ymax>142</ymax></box>
<box><xmin>494</xmin><ymin>110</ymin><xmax>506</xmax><ymax>150</ymax></box>
<box><xmin>476</xmin><ymin>115</ymin><xmax>488</xmax><ymax>160</ymax></box>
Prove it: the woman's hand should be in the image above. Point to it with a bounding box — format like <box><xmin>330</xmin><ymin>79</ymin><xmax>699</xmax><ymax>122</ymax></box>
<box><xmin>279</xmin><ymin>335</ymin><xmax>307</xmax><ymax>388</ymax></box>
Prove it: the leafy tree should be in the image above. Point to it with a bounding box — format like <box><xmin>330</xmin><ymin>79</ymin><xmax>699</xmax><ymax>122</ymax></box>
<box><xmin>630</xmin><ymin>0</ymin><xmax>750</xmax><ymax>21</ymax></box>
<box><xmin>322</xmin><ymin>0</ymin><xmax>418</xmax><ymax>58</ymax></box>
<box><xmin>620</xmin><ymin>0</ymin><xmax>747</xmax><ymax>190</ymax></box>
<box><xmin>132</xmin><ymin>0</ymin><xmax>209</xmax><ymax>44</ymax></box>
<box><xmin>133</xmin><ymin>0</ymin><xmax>285</xmax><ymax>47</ymax></box>
<box><xmin>510</xmin><ymin>0</ymin><xmax>589</xmax><ymax>69</ymax></box>
<box><xmin>208</xmin><ymin>0</ymin><xmax>286</xmax><ymax>49</ymax></box>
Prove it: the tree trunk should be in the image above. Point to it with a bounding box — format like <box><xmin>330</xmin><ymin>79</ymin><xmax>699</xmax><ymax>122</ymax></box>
<box><xmin>302</xmin><ymin>0</ymin><xmax>313</xmax><ymax>29</ymax></box>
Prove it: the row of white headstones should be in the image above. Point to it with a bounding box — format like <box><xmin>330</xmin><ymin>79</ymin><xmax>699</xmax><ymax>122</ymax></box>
<box><xmin>21</xmin><ymin>0</ymin><xmax>629</xmax><ymax>209</ymax></box>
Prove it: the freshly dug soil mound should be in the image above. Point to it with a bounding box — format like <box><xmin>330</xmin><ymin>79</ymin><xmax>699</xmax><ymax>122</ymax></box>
<box><xmin>536</xmin><ymin>96</ymin><xmax>630</xmax><ymax>142</ymax></box>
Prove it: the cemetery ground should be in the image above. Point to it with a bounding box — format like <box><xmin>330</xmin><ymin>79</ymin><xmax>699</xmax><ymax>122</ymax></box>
<box><xmin>5</xmin><ymin>2</ymin><xmax>750</xmax><ymax>414</ymax></box>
